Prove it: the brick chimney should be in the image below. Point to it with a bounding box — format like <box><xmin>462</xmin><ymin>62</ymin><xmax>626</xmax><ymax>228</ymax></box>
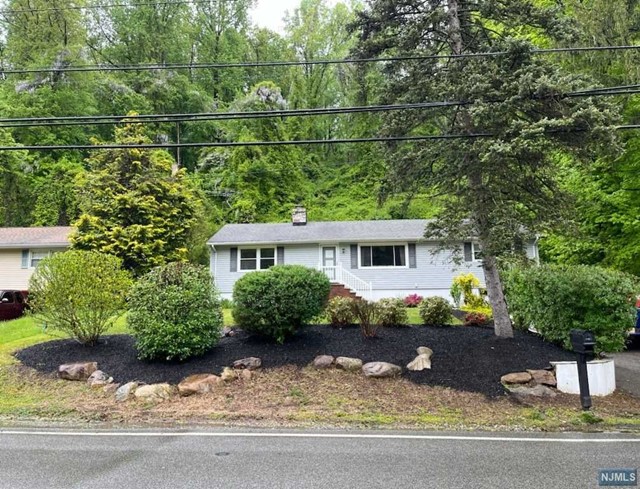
<box><xmin>292</xmin><ymin>205</ymin><xmax>307</xmax><ymax>226</ymax></box>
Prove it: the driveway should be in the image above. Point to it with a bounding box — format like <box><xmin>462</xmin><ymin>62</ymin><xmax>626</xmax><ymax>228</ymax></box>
<box><xmin>610</xmin><ymin>347</ymin><xmax>640</xmax><ymax>397</ymax></box>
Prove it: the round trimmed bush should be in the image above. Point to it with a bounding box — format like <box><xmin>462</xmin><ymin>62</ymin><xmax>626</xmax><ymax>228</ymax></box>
<box><xmin>377</xmin><ymin>298</ymin><xmax>409</xmax><ymax>326</ymax></box>
<box><xmin>232</xmin><ymin>265</ymin><xmax>331</xmax><ymax>343</ymax></box>
<box><xmin>503</xmin><ymin>264</ymin><xmax>639</xmax><ymax>353</ymax></box>
<box><xmin>419</xmin><ymin>296</ymin><xmax>453</xmax><ymax>325</ymax></box>
<box><xmin>127</xmin><ymin>262</ymin><xmax>223</xmax><ymax>361</ymax></box>
<box><xmin>325</xmin><ymin>296</ymin><xmax>356</xmax><ymax>328</ymax></box>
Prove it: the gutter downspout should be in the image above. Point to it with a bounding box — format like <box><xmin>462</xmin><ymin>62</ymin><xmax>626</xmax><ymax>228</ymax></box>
<box><xmin>533</xmin><ymin>234</ymin><xmax>541</xmax><ymax>266</ymax></box>
<box><xmin>209</xmin><ymin>244</ymin><xmax>218</xmax><ymax>282</ymax></box>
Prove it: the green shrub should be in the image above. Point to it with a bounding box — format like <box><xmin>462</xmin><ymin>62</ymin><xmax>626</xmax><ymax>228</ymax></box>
<box><xmin>503</xmin><ymin>264</ymin><xmax>639</xmax><ymax>353</ymax></box>
<box><xmin>377</xmin><ymin>298</ymin><xmax>409</xmax><ymax>326</ymax></box>
<box><xmin>325</xmin><ymin>296</ymin><xmax>356</xmax><ymax>328</ymax></box>
<box><xmin>128</xmin><ymin>262</ymin><xmax>223</xmax><ymax>361</ymax></box>
<box><xmin>350</xmin><ymin>300</ymin><xmax>382</xmax><ymax>338</ymax></box>
<box><xmin>28</xmin><ymin>250</ymin><xmax>132</xmax><ymax>346</ymax></box>
<box><xmin>419</xmin><ymin>297</ymin><xmax>453</xmax><ymax>325</ymax></box>
<box><xmin>232</xmin><ymin>265</ymin><xmax>331</xmax><ymax>343</ymax></box>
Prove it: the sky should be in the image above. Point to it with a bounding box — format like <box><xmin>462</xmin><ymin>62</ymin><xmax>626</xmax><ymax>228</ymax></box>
<box><xmin>251</xmin><ymin>0</ymin><xmax>340</xmax><ymax>33</ymax></box>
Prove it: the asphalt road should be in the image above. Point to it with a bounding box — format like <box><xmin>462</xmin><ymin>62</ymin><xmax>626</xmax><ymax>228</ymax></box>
<box><xmin>0</xmin><ymin>429</ymin><xmax>638</xmax><ymax>489</ymax></box>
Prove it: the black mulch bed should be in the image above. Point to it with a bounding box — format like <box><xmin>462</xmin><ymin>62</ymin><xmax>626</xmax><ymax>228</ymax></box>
<box><xmin>16</xmin><ymin>325</ymin><xmax>575</xmax><ymax>398</ymax></box>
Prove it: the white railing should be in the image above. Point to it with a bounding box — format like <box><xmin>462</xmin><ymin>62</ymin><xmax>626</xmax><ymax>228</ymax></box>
<box><xmin>319</xmin><ymin>264</ymin><xmax>373</xmax><ymax>301</ymax></box>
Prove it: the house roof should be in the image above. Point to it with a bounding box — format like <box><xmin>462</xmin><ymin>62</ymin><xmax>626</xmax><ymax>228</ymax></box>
<box><xmin>0</xmin><ymin>227</ymin><xmax>74</xmax><ymax>249</ymax></box>
<box><xmin>208</xmin><ymin>219</ymin><xmax>432</xmax><ymax>246</ymax></box>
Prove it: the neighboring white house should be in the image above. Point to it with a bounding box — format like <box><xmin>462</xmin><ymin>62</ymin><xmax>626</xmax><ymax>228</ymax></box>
<box><xmin>0</xmin><ymin>227</ymin><xmax>73</xmax><ymax>290</ymax></box>
<box><xmin>207</xmin><ymin>210</ymin><xmax>539</xmax><ymax>301</ymax></box>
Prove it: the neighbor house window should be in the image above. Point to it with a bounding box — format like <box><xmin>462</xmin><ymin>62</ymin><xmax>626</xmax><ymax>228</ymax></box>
<box><xmin>30</xmin><ymin>250</ymin><xmax>51</xmax><ymax>268</ymax></box>
<box><xmin>471</xmin><ymin>243</ymin><xmax>483</xmax><ymax>262</ymax></box>
<box><xmin>239</xmin><ymin>248</ymin><xmax>275</xmax><ymax>270</ymax></box>
<box><xmin>360</xmin><ymin>244</ymin><xmax>407</xmax><ymax>268</ymax></box>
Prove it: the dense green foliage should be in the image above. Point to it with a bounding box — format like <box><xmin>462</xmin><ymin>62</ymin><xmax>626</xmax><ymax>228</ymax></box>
<box><xmin>127</xmin><ymin>262</ymin><xmax>223</xmax><ymax>361</ymax></box>
<box><xmin>325</xmin><ymin>296</ymin><xmax>356</xmax><ymax>328</ymax></box>
<box><xmin>71</xmin><ymin>122</ymin><xmax>200</xmax><ymax>275</ymax></box>
<box><xmin>232</xmin><ymin>265</ymin><xmax>330</xmax><ymax>343</ymax></box>
<box><xmin>377</xmin><ymin>298</ymin><xmax>409</xmax><ymax>327</ymax></box>
<box><xmin>503</xmin><ymin>265</ymin><xmax>639</xmax><ymax>353</ymax></box>
<box><xmin>28</xmin><ymin>250</ymin><xmax>132</xmax><ymax>345</ymax></box>
<box><xmin>419</xmin><ymin>297</ymin><xmax>453</xmax><ymax>326</ymax></box>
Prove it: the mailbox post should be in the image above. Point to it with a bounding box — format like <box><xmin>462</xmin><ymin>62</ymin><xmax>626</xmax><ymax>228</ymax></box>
<box><xmin>570</xmin><ymin>329</ymin><xmax>596</xmax><ymax>411</ymax></box>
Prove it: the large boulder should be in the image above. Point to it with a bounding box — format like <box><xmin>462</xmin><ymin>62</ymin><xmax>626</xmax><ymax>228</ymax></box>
<box><xmin>527</xmin><ymin>369</ymin><xmax>557</xmax><ymax>387</ymax></box>
<box><xmin>362</xmin><ymin>362</ymin><xmax>402</xmax><ymax>378</ymax></box>
<box><xmin>115</xmin><ymin>382</ymin><xmax>139</xmax><ymax>402</ymax></box>
<box><xmin>134</xmin><ymin>383</ymin><xmax>175</xmax><ymax>402</ymax></box>
<box><xmin>58</xmin><ymin>362</ymin><xmax>98</xmax><ymax>381</ymax></box>
<box><xmin>312</xmin><ymin>355</ymin><xmax>335</xmax><ymax>369</ymax></box>
<box><xmin>500</xmin><ymin>372</ymin><xmax>532</xmax><ymax>385</ymax></box>
<box><xmin>86</xmin><ymin>370</ymin><xmax>113</xmax><ymax>388</ymax></box>
<box><xmin>178</xmin><ymin>374</ymin><xmax>221</xmax><ymax>397</ymax></box>
<box><xmin>232</xmin><ymin>357</ymin><xmax>262</xmax><ymax>370</ymax></box>
<box><xmin>335</xmin><ymin>357</ymin><xmax>363</xmax><ymax>372</ymax></box>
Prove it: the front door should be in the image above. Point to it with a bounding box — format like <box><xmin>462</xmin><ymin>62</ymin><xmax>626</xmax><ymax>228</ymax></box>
<box><xmin>322</xmin><ymin>246</ymin><xmax>337</xmax><ymax>281</ymax></box>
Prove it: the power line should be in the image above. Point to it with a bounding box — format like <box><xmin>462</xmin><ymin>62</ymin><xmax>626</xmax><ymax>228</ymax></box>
<box><xmin>0</xmin><ymin>134</ymin><xmax>492</xmax><ymax>151</ymax></box>
<box><xmin>0</xmin><ymin>0</ymin><xmax>211</xmax><ymax>15</ymax></box>
<box><xmin>1</xmin><ymin>45</ymin><xmax>640</xmax><ymax>75</ymax></box>
<box><xmin>0</xmin><ymin>84</ymin><xmax>637</xmax><ymax>129</ymax></box>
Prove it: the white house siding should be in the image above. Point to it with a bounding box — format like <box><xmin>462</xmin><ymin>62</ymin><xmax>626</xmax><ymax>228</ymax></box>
<box><xmin>0</xmin><ymin>249</ymin><xmax>35</xmax><ymax>290</ymax></box>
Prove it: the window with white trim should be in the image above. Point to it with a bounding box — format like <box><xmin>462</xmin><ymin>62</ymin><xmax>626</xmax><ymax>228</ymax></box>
<box><xmin>360</xmin><ymin>244</ymin><xmax>407</xmax><ymax>268</ymax></box>
<box><xmin>471</xmin><ymin>242</ymin><xmax>483</xmax><ymax>262</ymax></box>
<box><xmin>239</xmin><ymin>248</ymin><xmax>275</xmax><ymax>271</ymax></box>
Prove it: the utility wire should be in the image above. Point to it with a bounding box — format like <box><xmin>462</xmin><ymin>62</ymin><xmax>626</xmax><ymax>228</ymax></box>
<box><xmin>3</xmin><ymin>125</ymin><xmax>640</xmax><ymax>152</ymax></box>
<box><xmin>1</xmin><ymin>45</ymin><xmax>640</xmax><ymax>75</ymax></box>
<box><xmin>0</xmin><ymin>84</ymin><xmax>638</xmax><ymax>129</ymax></box>
<box><xmin>0</xmin><ymin>134</ymin><xmax>492</xmax><ymax>151</ymax></box>
<box><xmin>0</xmin><ymin>0</ymin><xmax>212</xmax><ymax>15</ymax></box>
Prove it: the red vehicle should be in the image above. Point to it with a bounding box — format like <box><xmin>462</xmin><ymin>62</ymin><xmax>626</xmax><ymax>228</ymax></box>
<box><xmin>0</xmin><ymin>290</ymin><xmax>29</xmax><ymax>321</ymax></box>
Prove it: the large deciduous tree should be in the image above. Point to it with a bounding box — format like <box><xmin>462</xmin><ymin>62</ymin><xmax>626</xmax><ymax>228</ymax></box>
<box><xmin>72</xmin><ymin>120</ymin><xmax>200</xmax><ymax>275</ymax></box>
<box><xmin>353</xmin><ymin>0</ymin><xmax>619</xmax><ymax>337</ymax></box>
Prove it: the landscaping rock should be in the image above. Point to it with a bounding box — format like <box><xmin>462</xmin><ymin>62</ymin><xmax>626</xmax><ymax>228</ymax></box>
<box><xmin>177</xmin><ymin>374</ymin><xmax>221</xmax><ymax>397</ymax></box>
<box><xmin>508</xmin><ymin>384</ymin><xmax>557</xmax><ymax>398</ymax></box>
<box><xmin>232</xmin><ymin>357</ymin><xmax>262</xmax><ymax>370</ymax></box>
<box><xmin>312</xmin><ymin>355</ymin><xmax>335</xmax><ymax>369</ymax></box>
<box><xmin>500</xmin><ymin>372</ymin><xmax>532</xmax><ymax>384</ymax></box>
<box><xmin>527</xmin><ymin>369</ymin><xmax>557</xmax><ymax>387</ymax></box>
<box><xmin>58</xmin><ymin>362</ymin><xmax>98</xmax><ymax>381</ymax></box>
<box><xmin>221</xmin><ymin>367</ymin><xmax>236</xmax><ymax>382</ymax></box>
<box><xmin>335</xmin><ymin>356</ymin><xmax>363</xmax><ymax>371</ymax></box>
<box><xmin>362</xmin><ymin>362</ymin><xmax>402</xmax><ymax>378</ymax></box>
<box><xmin>407</xmin><ymin>347</ymin><xmax>433</xmax><ymax>371</ymax></box>
<box><xmin>239</xmin><ymin>369</ymin><xmax>253</xmax><ymax>381</ymax></box>
<box><xmin>222</xmin><ymin>327</ymin><xmax>238</xmax><ymax>337</ymax></box>
<box><xmin>134</xmin><ymin>383</ymin><xmax>175</xmax><ymax>402</ymax></box>
<box><xmin>86</xmin><ymin>370</ymin><xmax>113</xmax><ymax>388</ymax></box>
<box><xmin>115</xmin><ymin>381</ymin><xmax>139</xmax><ymax>402</ymax></box>
<box><xmin>103</xmin><ymin>383</ymin><xmax>120</xmax><ymax>395</ymax></box>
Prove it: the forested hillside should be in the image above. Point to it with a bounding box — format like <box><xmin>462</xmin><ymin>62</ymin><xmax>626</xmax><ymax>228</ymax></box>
<box><xmin>0</xmin><ymin>0</ymin><xmax>639</xmax><ymax>274</ymax></box>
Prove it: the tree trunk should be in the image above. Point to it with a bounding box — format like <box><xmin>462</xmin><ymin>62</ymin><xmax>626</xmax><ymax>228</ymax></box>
<box><xmin>481</xmin><ymin>253</ymin><xmax>514</xmax><ymax>338</ymax></box>
<box><xmin>447</xmin><ymin>0</ymin><xmax>514</xmax><ymax>338</ymax></box>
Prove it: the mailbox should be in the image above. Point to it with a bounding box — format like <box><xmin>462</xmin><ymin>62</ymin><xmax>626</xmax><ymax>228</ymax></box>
<box><xmin>569</xmin><ymin>329</ymin><xmax>596</xmax><ymax>410</ymax></box>
<box><xmin>570</xmin><ymin>329</ymin><xmax>596</xmax><ymax>355</ymax></box>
